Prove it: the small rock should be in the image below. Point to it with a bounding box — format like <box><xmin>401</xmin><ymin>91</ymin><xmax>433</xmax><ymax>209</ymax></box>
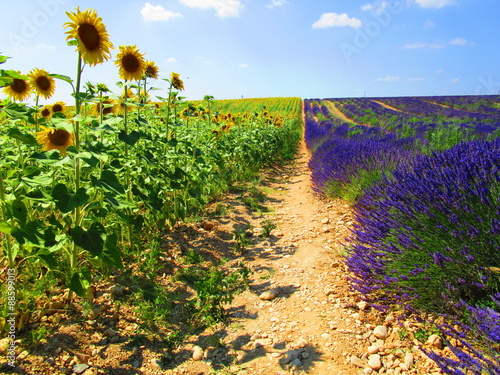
<box><xmin>150</xmin><ymin>358</ymin><xmax>163</xmax><ymax>369</ymax></box>
<box><xmin>367</xmin><ymin>345</ymin><xmax>379</xmax><ymax>355</ymax></box>
<box><xmin>321</xmin><ymin>218</ymin><xmax>330</xmax><ymax>224</ymax></box>
<box><xmin>294</xmin><ymin>338</ymin><xmax>309</xmax><ymax>348</ymax></box>
<box><xmin>289</xmin><ymin>358</ymin><xmax>302</xmax><ymax>367</ymax></box>
<box><xmin>45</xmin><ymin>357</ymin><xmax>55</xmax><ymax>366</ymax></box>
<box><xmin>250</xmin><ymin>333</ymin><xmax>262</xmax><ymax>341</ymax></box>
<box><xmin>321</xmin><ymin>333</ymin><xmax>331</xmax><ymax>340</ymax></box>
<box><xmin>103</xmin><ymin>328</ymin><xmax>118</xmax><ymax>337</ymax></box>
<box><xmin>373</xmin><ymin>325</ymin><xmax>388</xmax><ymax>340</ymax></box>
<box><xmin>357</xmin><ymin>301</ymin><xmax>369</xmax><ymax>311</ymax></box>
<box><xmin>201</xmin><ymin>221</ymin><xmax>215</xmax><ymax>231</ymax></box>
<box><xmin>132</xmin><ymin>360</ymin><xmax>140</xmax><ymax>368</ymax></box>
<box><xmin>350</xmin><ymin>355</ymin><xmax>366</xmax><ymax>368</ymax></box>
<box><xmin>259</xmin><ymin>289</ymin><xmax>279</xmax><ymax>300</ymax></box>
<box><xmin>385</xmin><ymin>314</ymin><xmax>396</xmax><ymax>325</ymax></box>
<box><xmin>192</xmin><ymin>346</ymin><xmax>204</xmax><ymax>361</ymax></box>
<box><xmin>427</xmin><ymin>335</ymin><xmax>444</xmax><ymax>350</ymax></box>
<box><xmin>108</xmin><ymin>285</ymin><xmax>124</xmax><ymax>297</ymax></box>
<box><xmin>363</xmin><ymin>368</ymin><xmax>374</xmax><ymax>374</ymax></box>
<box><xmin>368</xmin><ymin>354</ymin><xmax>382</xmax><ymax>370</ymax></box>
<box><xmin>404</xmin><ymin>352</ymin><xmax>414</xmax><ymax>368</ymax></box>
<box><xmin>254</xmin><ymin>338</ymin><xmax>273</xmax><ymax>347</ymax></box>
<box><xmin>279</xmin><ymin>350</ymin><xmax>301</xmax><ymax>365</ymax></box>
<box><xmin>301</xmin><ymin>352</ymin><xmax>310</xmax><ymax>359</ymax></box>
<box><xmin>73</xmin><ymin>364</ymin><xmax>90</xmax><ymax>374</ymax></box>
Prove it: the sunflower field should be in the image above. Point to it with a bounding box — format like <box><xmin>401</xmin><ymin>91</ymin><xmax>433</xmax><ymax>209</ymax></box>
<box><xmin>0</xmin><ymin>5</ymin><xmax>302</xmax><ymax>322</ymax></box>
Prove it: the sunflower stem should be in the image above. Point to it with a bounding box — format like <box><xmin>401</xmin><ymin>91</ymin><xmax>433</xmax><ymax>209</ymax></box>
<box><xmin>0</xmin><ymin>170</ymin><xmax>14</xmax><ymax>270</ymax></box>
<box><xmin>122</xmin><ymin>84</ymin><xmax>134</xmax><ymax>252</ymax></box>
<box><xmin>68</xmin><ymin>54</ymin><xmax>84</xmax><ymax>303</ymax></box>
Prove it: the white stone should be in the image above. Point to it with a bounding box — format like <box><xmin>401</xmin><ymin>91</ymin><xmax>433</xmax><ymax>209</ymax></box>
<box><xmin>192</xmin><ymin>346</ymin><xmax>204</xmax><ymax>361</ymax></box>
<box><xmin>368</xmin><ymin>354</ymin><xmax>382</xmax><ymax>370</ymax></box>
<box><xmin>259</xmin><ymin>289</ymin><xmax>279</xmax><ymax>300</ymax></box>
<box><xmin>373</xmin><ymin>325</ymin><xmax>388</xmax><ymax>340</ymax></box>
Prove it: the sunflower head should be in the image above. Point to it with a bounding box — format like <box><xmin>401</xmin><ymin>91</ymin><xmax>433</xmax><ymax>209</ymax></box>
<box><xmin>52</xmin><ymin>101</ymin><xmax>66</xmax><ymax>114</ymax></box>
<box><xmin>40</xmin><ymin>106</ymin><xmax>52</xmax><ymax>118</ymax></box>
<box><xmin>115</xmin><ymin>45</ymin><xmax>146</xmax><ymax>81</ymax></box>
<box><xmin>35</xmin><ymin>126</ymin><xmax>75</xmax><ymax>155</ymax></box>
<box><xmin>95</xmin><ymin>98</ymin><xmax>117</xmax><ymax>116</ymax></box>
<box><xmin>2</xmin><ymin>74</ymin><xmax>31</xmax><ymax>102</ymax></box>
<box><xmin>64</xmin><ymin>7</ymin><xmax>114</xmax><ymax>66</ymax></box>
<box><xmin>169</xmin><ymin>72</ymin><xmax>185</xmax><ymax>91</ymax></box>
<box><xmin>29</xmin><ymin>68</ymin><xmax>56</xmax><ymax>100</ymax></box>
<box><xmin>144</xmin><ymin>61</ymin><xmax>159</xmax><ymax>79</ymax></box>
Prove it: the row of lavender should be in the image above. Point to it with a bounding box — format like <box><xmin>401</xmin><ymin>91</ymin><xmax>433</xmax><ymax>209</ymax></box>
<box><xmin>304</xmin><ymin>96</ymin><xmax>500</xmax><ymax>375</ymax></box>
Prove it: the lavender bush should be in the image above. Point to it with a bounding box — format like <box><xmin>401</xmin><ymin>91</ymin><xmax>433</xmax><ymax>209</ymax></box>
<box><xmin>347</xmin><ymin>139</ymin><xmax>500</xmax><ymax>311</ymax></box>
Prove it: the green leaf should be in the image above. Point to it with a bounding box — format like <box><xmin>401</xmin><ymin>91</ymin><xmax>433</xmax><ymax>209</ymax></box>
<box><xmin>99</xmin><ymin>170</ymin><xmax>125</xmax><ymax>194</ymax></box>
<box><xmin>37</xmin><ymin>253</ymin><xmax>58</xmax><ymax>270</ymax></box>
<box><xmin>103</xmin><ymin>232</ymin><xmax>122</xmax><ymax>268</ymax></box>
<box><xmin>67</xmin><ymin>39</ymin><xmax>79</xmax><ymax>47</ymax></box>
<box><xmin>52</xmin><ymin>184</ymin><xmax>89</xmax><ymax>214</ymax></box>
<box><xmin>71</xmin><ymin>223</ymin><xmax>105</xmax><ymax>257</ymax></box>
<box><xmin>7</xmin><ymin>128</ymin><xmax>37</xmax><ymax>145</ymax></box>
<box><xmin>48</xmin><ymin>73</ymin><xmax>73</xmax><ymax>85</ymax></box>
<box><xmin>0</xmin><ymin>222</ymin><xmax>12</xmax><ymax>234</ymax></box>
<box><xmin>12</xmin><ymin>199</ymin><xmax>27</xmax><ymax>227</ymax></box>
<box><xmin>118</xmin><ymin>130</ymin><xmax>141</xmax><ymax>146</ymax></box>
<box><xmin>69</xmin><ymin>272</ymin><xmax>86</xmax><ymax>298</ymax></box>
<box><xmin>0</xmin><ymin>55</ymin><xmax>10</xmax><ymax>64</ymax></box>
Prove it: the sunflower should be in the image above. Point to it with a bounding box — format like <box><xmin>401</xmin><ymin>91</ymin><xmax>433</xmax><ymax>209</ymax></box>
<box><xmin>64</xmin><ymin>7</ymin><xmax>114</xmax><ymax>66</ymax></box>
<box><xmin>144</xmin><ymin>61</ymin><xmax>159</xmax><ymax>80</ymax></box>
<box><xmin>94</xmin><ymin>98</ymin><xmax>117</xmax><ymax>116</ymax></box>
<box><xmin>29</xmin><ymin>68</ymin><xmax>56</xmax><ymax>99</ymax></box>
<box><xmin>51</xmin><ymin>101</ymin><xmax>66</xmax><ymax>114</ymax></box>
<box><xmin>115</xmin><ymin>45</ymin><xmax>146</xmax><ymax>81</ymax></box>
<box><xmin>2</xmin><ymin>74</ymin><xmax>31</xmax><ymax>102</ymax></box>
<box><xmin>40</xmin><ymin>106</ymin><xmax>52</xmax><ymax>118</ymax></box>
<box><xmin>35</xmin><ymin>126</ymin><xmax>75</xmax><ymax>155</ymax></box>
<box><xmin>169</xmin><ymin>72</ymin><xmax>184</xmax><ymax>91</ymax></box>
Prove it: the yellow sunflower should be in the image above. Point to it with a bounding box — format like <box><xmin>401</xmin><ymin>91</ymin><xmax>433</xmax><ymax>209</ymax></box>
<box><xmin>29</xmin><ymin>68</ymin><xmax>56</xmax><ymax>99</ymax></box>
<box><xmin>40</xmin><ymin>106</ymin><xmax>52</xmax><ymax>118</ymax></box>
<box><xmin>144</xmin><ymin>60</ymin><xmax>159</xmax><ymax>80</ymax></box>
<box><xmin>170</xmin><ymin>72</ymin><xmax>185</xmax><ymax>91</ymax></box>
<box><xmin>35</xmin><ymin>126</ymin><xmax>75</xmax><ymax>155</ymax></box>
<box><xmin>51</xmin><ymin>101</ymin><xmax>66</xmax><ymax>114</ymax></box>
<box><xmin>95</xmin><ymin>98</ymin><xmax>117</xmax><ymax>116</ymax></box>
<box><xmin>64</xmin><ymin>7</ymin><xmax>114</xmax><ymax>66</ymax></box>
<box><xmin>115</xmin><ymin>45</ymin><xmax>146</xmax><ymax>81</ymax></box>
<box><xmin>2</xmin><ymin>74</ymin><xmax>31</xmax><ymax>102</ymax></box>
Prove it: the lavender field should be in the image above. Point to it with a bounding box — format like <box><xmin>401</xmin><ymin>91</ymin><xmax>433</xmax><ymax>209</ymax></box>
<box><xmin>304</xmin><ymin>95</ymin><xmax>500</xmax><ymax>375</ymax></box>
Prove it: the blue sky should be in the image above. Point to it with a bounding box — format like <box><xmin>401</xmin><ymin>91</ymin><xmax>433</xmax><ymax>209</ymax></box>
<box><xmin>1</xmin><ymin>0</ymin><xmax>499</xmax><ymax>105</ymax></box>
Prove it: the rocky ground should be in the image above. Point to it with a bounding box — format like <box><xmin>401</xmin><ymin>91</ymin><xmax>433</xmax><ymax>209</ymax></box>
<box><xmin>0</xmin><ymin>140</ymin><xmax>451</xmax><ymax>375</ymax></box>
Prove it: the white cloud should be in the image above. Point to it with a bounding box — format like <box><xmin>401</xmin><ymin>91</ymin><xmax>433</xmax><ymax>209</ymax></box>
<box><xmin>414</xmin><ymin>0</ymin><xmax>455</xmax><ymax>9</ymax></box>
<box><xmin>239</xmin><ymin>63</ymin><xmax>249</xmax><ymax>68</ymax></box>
<box><xmin>195</xmin><ymin>56</ymin><xmax>213</xmax><ymax>64</ymax></box>
<box><xmin>376</xmin><ymin>76</ymin><xmax>400</xmax><ymax>82</ymax></box>
<box><xmin>267</xmin><ymin>0</ymin><xmax>289</xmax><ymax>9</ymax></box>
<box><xmin>402</xmin><ymin>41</ymin><xmax>445</xmax><ymax>49</ymax></box>
<box><xmin>407</xmin><ymin>77</ymin><xmax>426</xmax><ymax>82</ymax></box>
<box><xmin>361</xmin><ymin>1</ymin><xmax>389</xmax><ymax>14</ymax></box>
<box><xmin>450</xmin><ymin>78</ymin><xmax>460</xmax><ymax>84</ymax></box>
<box><xmin>179</xmin><ymin>0</ymin><xmax>243</xmax><ymax>17</ymax></box>
<box><xmin>312</xmin><ymin>13</ymin><xmax>362</xmax><ymax>29</ymax></box>
<box><xmin>165</xmin><ymin>57</ymin><xmax>178</xmax><ymax>63</ymax></box>
<box><xmin>141</xmin><ymin>3</ymin><xmax>182</xmax><ymax>22</ymax></box>
<box><xmin>449</xmin><ymin>37</ymin><xmax>474</xmax><ymax>46</ymax></box>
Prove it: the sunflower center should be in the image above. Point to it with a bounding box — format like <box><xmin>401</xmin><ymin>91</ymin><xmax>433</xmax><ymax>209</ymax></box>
<box><xmin>41</xmin><ymin>108</ymin><xmax>51</xmax><ymax>117</ymax></box>
<box><xmin>122</xmin><ymin>54</ymin><xmax>140</xmax><ymax>73</ymax></box>
<box><xmin>48</xmin><ymin>129</ymin><xmax>71</xmax><ymax>146</ymax></box>
<box><xmin>36</xmin><ymin>76</ymin><xmax>51</xmax><ymax>91</ymax></box>
<box><xmin>78</xmin><ymin>23</ymin><xmax>101</xmax><ymax>51</ymax></box>
<box><xmin>12</xmin><ymin>79</ymin><xmax>27</xmax><ymax>93</ymax></box>
<box><xmin>52</xmin><ymin>104</ymin><xmax>63</xmax><ymax>112</ymax></box>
